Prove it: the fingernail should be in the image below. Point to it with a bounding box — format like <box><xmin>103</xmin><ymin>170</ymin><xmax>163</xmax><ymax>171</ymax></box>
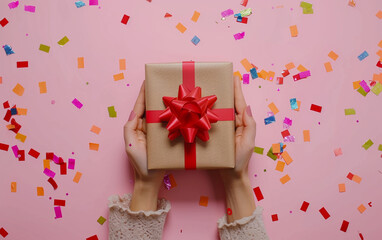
<box><xmin>246</xmin><ymin>105</ymin><xmax>253</xmax><ymax>117</ymax></box>
<box><xmin>128</xmin><ymin>111</ymin><xmax>136</xmax><ymax>121</ymax></box>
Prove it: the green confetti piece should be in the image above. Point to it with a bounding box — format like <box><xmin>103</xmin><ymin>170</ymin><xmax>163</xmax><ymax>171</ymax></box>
<box><xmin>108</xmin><ymin>106</ymin><xmax>117</xmax><ymax>118</ymax></box>
<box><xmin>300</xmin><ymin>1</ymin><xmax>313</xmax><ymax>8</ymax></box>
<box><xmin>357</xmin><ymin>87</ymin><xmax>368</xmax><ymax>97</ymax></box>
<box><xmin>39</xmin><ymin>44</ymin><xmax>50</xmax><ymax>53</ymax></box>
<box><xmin>371</xmin><ymin>82</ymin><xmax>382</xmax><ymax>96</ymax></box>
<box><xmin>97</xmin><ymin>216</ymin><xmax>106</xmax><ymax>225</ymax></box>
<box><xmin>344</xmin><ymin>108</ymin><xmax>356</xmax><ymax>115</ymax></box>
<box><xmin>240</xmin><ymin>8</ymin><xmax>252</xmax><ymax>17</ymax></box>
<box><xmin>58</xmin><ymin>36</ymin><xmax>69</xmax><ymax>46</ymax></box>
<box><xmin>378</xmin><ymin>144</ymin><xmax>382</xmax><ymax>151</ymax></box>
<box><xmin>302</xmin><ymin>7</ymin><xmax>314</xmax><ymax>14</ymax></box>
<box><xmin>362</xmin><ymin>139</ymin><xmax>373</xmax><ymax>150</ymax></box>
<box><xmin>267</xmin><ymin>147</ymin><xmax>277</xmax><ymax>160</ymax></box>
<box><xmin>253</xmin><ymin>146</ymin><xmax>264</xmax><ymax>155</ymax></box>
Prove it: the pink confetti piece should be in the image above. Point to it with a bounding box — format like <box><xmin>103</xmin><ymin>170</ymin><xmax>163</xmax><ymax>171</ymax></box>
<box><xmin>267</xmin><ymin>112</ymin><xmax>274</xmax><ymax>117</ymax></box>
<box><xmin>53</xmin><ymin>154</ymin><xmax>60</xmax><ymax>164</ymax></box>
<box><xmin>359</xmin><ymin>80</ymin><xmax>370</xmax><ymax>92</ymax></box>
<box><xmin>284</xmin><ymin>135</ymin><xmax>295</xmax><ymax>142</ymax></box>
<box><xmin>44</xmin><ymin>168</ymin><xmax>56</xmax><ymax>178</ymax></box>
<box><xmin>54</xmin><ymin>206</ymin><xmax>62</xmax><ymax>219</ymax></box>
<box><xmin>89</xmin><ymin>0</ymin><xmax>98</xmax><ymax>6</ymax></box>
<box><xmin>24</xmin><ymin>5</ymin><xmax>36</xmax><ymax>13</ymax></box>
<box><xmin>334</xmin><ymin>148</ymin><xmax>343</xmax><ymax>156</ymax></box>
<box><xmin>11</xmin><ymin>145</ymin><xmax>19</xmax><ymax>158</ymax></box>
<box><xmin>8</xmin><ymin>1</ymin><xmax>19</xmax><ymax>9</ymax></box>
<box><xmin>163</xmin><ymin>175</ymin><xmax>171</xmax><ymax>190</ymax></box>
<box><xmin>72</xmin><ymin>98</ymin><xmax>83</xmax><ymax>109</ymax></box>
<box><xmin>283</xmin><ymin>117</ymin><xmax>292</xmax><ymax>129</ymax></box>
<box><xmin>68</xmin><ymin>158</ymin><xmax>75</xmax><ymax>170</ymax></box>
<box><xmin>299</xmin><ymin>70</ymin><xmax>311</xmax><ymax>79</ymax></box>
<box><xmin>221</xmin><ymin>9</ymin><xmax>234</xmax><ymax>18</ymax></box>
<box><xmin>233</xmin><ymin>32</ymin><xmax>245</xmax><ymax>40</ymax></box>
<box><xmin>243</xmin><ymin>74</ymin><xmax>249</xmax><ymax>84</ymax></box>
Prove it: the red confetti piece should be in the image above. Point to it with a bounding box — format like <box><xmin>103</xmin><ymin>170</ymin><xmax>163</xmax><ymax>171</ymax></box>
<box><xmin>164</xmin><ymin>13</ymin><xmax>172</xmax><ymax>18</ymax></box>
<box><xmin>48</xmin><ymin>177</ymin><xmax>58</xmax><ymax>190</ymax></box>
<box><xmin>340</xmin><ymin>220</ymin><xmax>349</xmax><ymax>232</ymax></box>
<box><xmin>377</xmin><ymin>61</ymin><xmax>382</xmax><ymax>68</ymax></box>
<box><xmin>293</xmin><ymin>73</ymin><xmax>301</xmax><ymax>81</ymax></box>
<box><xmin>282</xmin><ymin>69</ymin><xmax>290</xmax><ymax>77</ymax></box>
<box><xmin>121</xmin><ymin>14</ymin><xmax>130</xmax><ymax>24</ymax></box>
<box><xmin>4</xmin><ymin>110</ymin><xmax>12</xmax><ymax>122</ymax></box>
<box><xmin>241</xmin><ymin>0</ymin><xmax>248</xmax><ymax>7</ymax></box>
<box><xmin>10</xmin><ymin>118</ymin><xmax>21</xmax><ymax>133</ymax></box>
<box><xmin>0</xmin><ymin>143</ymin><xmax>9</xmax><ymax>151</ymax></box>
<box><xmin>276</xmin><ymin>77</ymin><xmax>284</xmax><ymax>85</ymax></box>
<box><xmin>0</xmin><ymin>227</ymin><xmax>8</xmax><ymax>237</ymax></box>
<box><xmin>300</xmin><ymin>201</ymin><xmax>310</xmax><ymax>212</ymax></box>
<box><xmin>86</xmin><ymin>235</ymin><xmax>99</xmax><ymax>240</ymax></box>
<box><xmin>281</xmin><ymin>130</ymin><xmax>290</xmax><ymax>138</ymax></box>
<box><xmin>347</xmin><ymin>172</ymin><xmax>354</xmax><ymax>180</ymax></box>
<box><xmin>271</xmin><ymin>214</ymin><xmax>278</xmax><ymax>222</ymax></box>
<box><xmin>28</xmin><ymin>148</ymin><xmax>40</xmax><ymax>159</ymax></box>
<box><xmin>46</xmin><ymin>152</ymin><xmax>54</xmax><ymax>160</ymax></box>
<box><xmin>238</xmin><ymin>17</ymin><xmax>248</xmax><ymax>24</ymax></box>
<box><xmin>16</xmin><ymin>61</ymin><xmax>28</xmax><ymax>68</ymax></box>
<box><xmin>3</xmin><ymin>101</ymin><xmax>10</xmax><ymax>109</ymax></box>
<box><xmin>227</xmin><ymin>208</ymin><xmax>232</xmax><ymax>215</ymax></box>
<box><xmin>18</xmin><ymin>150</ymin><xmax>25</xmax><ymax>161</ymax></box>
<box><xmin>310</xmin><ymin>104</ymin><xmax>322</xmax><ymax>113</ymax></box>
<box><xmin>253</xmin><ymin>187</ymin><xmax>264</xmax><ymax>201</ymax></box>
<box><xmin>319</xmin><ymin>207</ymin><xmax>330</xmax><ymax>219</ymax></box>
<box><xmin>60</xmin><ymin>162</ymin><xmax>67</xmax><ymax>175</ymax></box>
<box><xmin>54</xmin><ymin>199</ymin><xmax>66</xmax><ymax>206</ymax></box>
<box><xmin>359</xmin><ymin>233</ymin><xmax>364</xmax><ymax>240</ymax></box>
<box><xmin>0</xmin><ymin>18</ymin><xmax>9</xmax><ymax>27</ymax></box>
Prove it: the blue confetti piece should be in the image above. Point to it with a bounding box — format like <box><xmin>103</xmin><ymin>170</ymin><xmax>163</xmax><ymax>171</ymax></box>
<box><xmin>250</xmin><ymin>68</ymin><xmax>258</xmax><ymax>79</ymax></box>
<box><xmin>357</xmin><ymin>51</ymin><xmax>369</xmax><ymax>61</ymax></box>
<box><xmin>264</xmin><ymin>115</ymin><xmax>276</xmax><ymax>125</ymax></box>
<box><xmin>75</xmin><ymin>1</ymin><xmax>86</xmax><ymax>8</ymax></box>
<box><xmin>280</xmin><ymin>143</ymin><xmax>284</xmax><ymax>153</ymax></box>
<box><xmin>191</xmin><ymin>36</ymin><xmax>200</xmax><ymax>45</ymax></box>
<box><xmin>290</xmin><ymin>98</ymin><xmax>298</xmax><ymax>110</ymax></box>
<box><xmin>234</xmin><ymin>13</ymin><xmax>242</xmax><ymax>18</ymax></box>
<box><xmin>237</xmin><ymin>16</ymin><xmax>242</xmax><ymax>22</ymax></box>
<box><xmin>10</xmin><ymin>108</ymin><xmax>17</xmax><ymax>115</ymax></box>
<box><xmin>3</xmin><ymin>45</ymin><xmax>15</xmax><ymax>55</ymax></box>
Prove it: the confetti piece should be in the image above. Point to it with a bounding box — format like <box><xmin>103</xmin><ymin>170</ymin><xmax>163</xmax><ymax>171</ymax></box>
<box><xmin>357</xmin><ymin>87</ymin><xmax>368</xmax><ymax>96</ymax></box>
<box><xmin>191</xmin><ymin>11</ymin><xmax>200</xmax><ymax>22</ymax></box>
<box><xmin>250</xmin><ymin>68</ymin><xmax>258</xmax><ymax>79</ymax></box>
<box><xmin>272</xmin><ymin>143</ymin><xmax>281</xmax><ymax>154</ymax></box>
<box><xmin>39</xmin><ymin>81</ymin><xmax>47</xmax><ymax>93</ymax></box>
<box><xmin>371</xmin><ymin>82</ymin><xmax>382</xmax><ymax>95</ymax></box>
<box><xmin>282</xmin><ymin>70</ymin><xmax>290</xmax><ymax>77</ymax></box>
<box><xmin>86</xmin><ymin>235</ymin><xmax>99</xmax><ymax>240</ymax></box>
<box><xmin>294</xmin><ymin>101</ymin><xmax>301</xmax><ymax>111</ymax></box>
<box><xmin>90</xmin><ymin>125</ymin><xmax>101</xmax><ymax>134</ymax></box>
<box><xmin>338</xmin><ymin>183</ymin><xmax>346</xmax><ymax>192</ymax></box>
<box><xmin>297</xmin><ymin>70</ymin><xmax>311</xmax><ymax>80</ymax></box>
<box><xmin>54</xmin><ymin>199</ymin><xmax>66</xmax><ymax>206</ymax></box>
<box><xmin>310</xmin><ymin>104</ymin><xmax>322</xmax><ymax>113</ymax></box>
<box><xmin>276</xmin><ymin>77</ymin><xmax>283</xmax><ymax>85</ymax></box>
<box><xmin>280</xmin><ymin>174</ymin><xmax>291</xmax><ymax>184</ymax></box>
<box><xmin>290</xmin><ymin>98</ymin><xmax>298</xmax><ymax>110</ymax></box>
<box><xmin>0</xmin><ymin>143</ymin><xmax>9</xmax><ymax>151</ymax></box>
<box><xmin>376</xmin><ymin>10</ymin><xmax>382</xmax><ymax>19</ymax></box>
<box><xmin>199</xmin><ymin>196</ymin><xmax>209</xmax><ymax>207</ymax></box>
<box><xmin>289</xmin><ymin>25</ymin><xmax>298</xmax><ymax>37</ymax></box>
<box><xmin>77</xmin><ymin>57</ymin><xmax>84</xmax><ymax>68</ymax></box>
<box><xmin>37</xmin><ymin>187</ymin><xmax>44</xmax><ymax>196</ymax></box>
<box><xmin>119</xmin><ymin>59</ymin><xmax>126</xmax><ymax>70</ymax></box>
<box><xmin>234</xmin><ymin>32</ymin><xmax>245</xmax><ymax>40</ymax></box>
<box><xmin>271</xmin><ymin>214</ymin><xmax>278</xmax><ymax>222</ymax></box>
<box><xmin>163</xmin><ymin>175</ymin><xmax>171</xmax><ymax>189</ymax></box>
<box><xmin>352</xmin><ymin>175</ymin><xmax>362</xmax><ymax>183</ymax></box>
<box><xmin>89</xmin><ymin>0</ymin><xmax>98</xmax><ymax>6</ymax></box>
<box><xmin>191</xmin><ymin>36</ymin><xmax>200</xmax><ymax>45</ymax></box>
<box><xmin>303</xmin><ymin>130</ymin><xmax>310</xmax><ymax>142</ymax></box>
<box><xmin>283</xmin><ymin>118</ymin><xmax>292</xmax><ymax>129</ymax></box>
<box><xmin>8</xmin><ymin>1</ymin><xmax>19</xmax><ymax>9</ymax></box>
<box><xmin>60</xmin><ymin>162</ymin><xmax>67</xmax><ymax>175</ymax></box>
<box><xmin>340</xmin><ymin>220</ymin><xmax>349</xmax><ymax>232</ymax></box>
<box><xmin>48</xmin><ymin>177</ymin><xmax>58</xmax><ymax>190</ymax></box>
<box><xmin>11</xmin><ymin>145</ymin><xmax>19</xmax><ymax>158</ymax></box>
<box><xmin>11</xmin><ymin>182</ymin><xmax>17</xmax><ymax>192</ymax></box>
<box><xmin>72</xmin><ymin>98</ymin><xmax>83</xmax><ymax>109</ymax></box>
<box><xmin>268</xmin><ymin>102</ymin><xmax>279</xmax><ymax>115</ymax></box>
<box><xmin>356</xmin><ymin>204</ymin><xmax>366</xmax><ymax>214</ymax></box>
<box><xmin>264</xmin><ymin>115</ymin><xmax>275</xmax><ymax>125</ymax></box>
<box><xmin>240</xmin><ymin>58</ymin><xmax>252</xmax><ymax>72</ymax></box>
<box><xmin>176</xmin><ymin>23</ymin><xmax>187</xmax><ymax>33</ymax></box>
<box><xmin>328</xmin><ymin>51</ymin><xmax>338</xmax><ymax>61</ymax></box>
<box><xmin>281</xmin><ymin>151</ymin><xmax>293</xmax><ymax>165</ymax></box>
<box><xmin>242</xmin><ymin>74</ymin><xmax>249</xmax><ymax>84</ymax></box>
<box><xmin>121</xmin><ymin>14</ymin><xmax>130</xmax><ymax>24</ymax></box>
<box><xmin>319</xmin><ymin>207</ymin><xmax>330</xmax><ymax>219</ymax></box>
<box><xmin>164</xmin><ymin>13</ymin><xmax>172</xmax><ymax>18</ymax></box>
<box><xmin>253</xmin><ymin>187</ymin><xmax>264</xmax><ymax>201</ymax></box>
<box><xmin>285</xmin><ymin>62</ymin><xmax>295</xmax><ymax>70</ymax></box>
<box><xmin>39</xmin><ymin>44</ymin><xmax>50</xmax><ymax>53</ymax></box>
<box><xmin>344</xmin><ymin>108</ymin><xmax>356</xmax><ymax>115</ymax></box>
<box><xmin>359</xmin><ymin>80</ymin><xmax>370</xmax><ymax>92</ymax></box>
<box><xmin>357</xmin><ymin>51</ymin><xmax>369</xmax><ymax>61</ymax></box>
<box><xmin>17</xmin><ymin>61</ymin><xmax>28</xmax><ymax>68</ymax></box>
<box><xmin>54</xmin><ymin>206</ymin><xmax>62</xmax><ymax>219</ymax></box>
<box><xmin>43</xmin><ymin>159</ymin><xmax>50</xmax><ymax>170</ymax></box>
<box><xmin>97</xmin><ymin>216</ymin><xmax>106</xmax><ymax>225</ymax></box>
<box><xmin>362</xmin><ymin>139</ymin><xmax>373</xmax><ymax>150</ymax></box>
<box><xmin>253</xmin><ymin>146</ymin><xmax>264</xmax><ymax>154</ymax></box>
<box><xmin>379</xmin><ymin>40</ymin><xmax>382</xmax><ymax>48</ymax></box>
<box><xmin>324</xmin><ymin>62</ymin><xmax>333</xmax><ymax>72</ymax></box>
<box><xmin>334</xmin><ymin>148</ymin><xmax>343</xmax><ymax>157</ymax></box>
<box><xmin>113</xmin><ymin>73</ymin><xmax>124</xmax><ymax>81</ymax></box>
<box><xmin>57</xmin><ymin>36</ymin><xmax>69</xmax><ymax>46</ymax></box>
<box><xmin>378</xmin><ymin>144</ymin><xmax>382</xmax><ymax>151</ymax></box>
<box><xmin>108</xmin><ymin>106</ymin><xmax>117</xmax><ymax>118</ymax></box>
<box><xmin>44</xmin><ymin>168</ymin><xmax>56</xmax><ymax>178</ymax></box>
<box><xmin>89</xmin><ymin>143</ymin><xmax>99</xmax><ymax>151</ymax></box>
<box><xmin>17</xmin><ymin>150</ymin><xmax>25</xmax><ymax>161</ymax></box>
<box><xmin>0</xmin><ymin>228</ymin><xmax>8</xmax><ymax>237</ymax></box>
<box><xmin>73</xmin><ymin>172</ymin><xmax>82</xmax><ymax>183</ymax></box>
<box><xmin>240</xmin><ymin>8</ymin><xmax>252</xmax><ymax>17</ymax></box>
<box><xmin>300</xmin><ymin>201</ymin><xmax>310</xmax><ymax>212</ymax></box>
<box><xmin>233</xmin><ymin>71</ymin><xmax>242</xmax><ymax>80</ymax></box>
<box><xmin>227</xmin><ymin>208</ymin><xmax>232</xmax><ymax>215</ymax></box>
<box><xmin>347</xmin><ymin>172</ymin><xmax>354</xmax><ymax>180</ymax></box>
<box><xmin>241</xmin><ymin>0</ymin><xmax>248</xmax><ymax>7</ymax></box>
<box><xmin>24</xmin><ymin>5</ymin><xmax>36</xmax><ymax>12</ymax></box>
<box><xmin>15</xmin><ymin>133</ymin><xmax>26</xmax><ymax>143</ymax></box>
<box><xmin>275</xmin><ymin>161</ymin><xmax>285</xmax><ymax>172</ymax></box>
<box><xmin>3</xmin><ymin>45</ymin><xmax>15</xmax><ymax>55</ymax></box>
<box><xmin>17</xmin><ymin>108</ymin><xmax>27</xmax><ymax>115</ymax></box>
<box><xmin>0</xmin><ymin>18</ymin><xmax>9</xmax><ymax>27</ymax></box>
<box><xmin>168</xmin><ymin>174</ymin><xmax>177</xmax><ymax>188</ymax></box>
<box><xmin>221</xmin><ymin>9</ymin><xmax>234</xmax><ymax>17</ymax></box>
<box><xmin>75</xmin><ymin>1</ymin><xmax>86</xmax><ymax>8</ymax></box>
<box><xmin>68</xmin><ymin>158</ymin><xmax>75</xmax><ymax>170</ymax></box>
<box><xmin>348</xmin><ymin>0</ymin><xmax>356</xmax><ymax>7</ymax></box>
<box><xmin>28</xmin><ymin>149</ymin><xmax>40</xmax><ymax>159</ymax></box>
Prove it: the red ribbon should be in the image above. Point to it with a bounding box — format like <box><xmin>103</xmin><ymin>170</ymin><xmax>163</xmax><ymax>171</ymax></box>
<box><xmin>146</xmin><ymin>61</ymin><xmax>234</xmax><ymax>169</ymax></box>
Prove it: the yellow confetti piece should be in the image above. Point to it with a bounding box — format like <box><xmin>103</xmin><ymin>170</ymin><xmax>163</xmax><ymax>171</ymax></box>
<box><xmin>176</xmin><ymin>23</ymin><xmax>187</xmax><ymax>33</ymax></box>
<box><xmin>119</xmin><ymin>59</ymin><xmax>126</xmax><ymax>70</ymax></box>
<box><xmin>13</xmin><ymin>83</ymin><xmax>25</xmax><ymax>96</ymax></box>
<box><xmin>77</xmin><ymin>57</ymin><xmax>84</xmax><ymax>68</ymax></box>
<box><xmin>15</xmin><ymin>133</ymin><xmax>27</xmax><ymax>143</ymax></box>
<box><xmin>39</xmin><ymin>81</ymin><xmax>47</xmax><ymax>93</ymax></box>
<box><xmin>191</xmin><ymin>11</ymin><xmax>200</xmax><ymax>22</ymax></box>
<box><xmin>11</xmin><ymin>182</ymin><xmax>17</xmax><ymax>192</ymax></box>
<box><xmin>328</xmin><ymin>51</ymin><xmax>339</xmax><ymax>61</ymax></box>
<box><xmin>73</xmin><ymin>172</ymin><xmax>82</xmax><ymax>183</ymax></box>
<box><xmin>113</xmin><ymin>73</ymin><xmax>124</xmax><ymax>81</ymax></box>
<box><xmin>89</xmin><ymin>143</ymin><xmax>99</xmax><ymax>151</ymax></box>
<box><xmin>280</xmin><ymin>174</ymin><xmax>291</xmax><ymax>184</ymax></box>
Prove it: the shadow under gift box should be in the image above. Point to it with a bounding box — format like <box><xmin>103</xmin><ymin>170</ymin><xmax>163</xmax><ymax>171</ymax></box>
<box><xmin>145</xmin><ymin>62</ymin><xmax>235</xmax><ymax>170</ymax></box>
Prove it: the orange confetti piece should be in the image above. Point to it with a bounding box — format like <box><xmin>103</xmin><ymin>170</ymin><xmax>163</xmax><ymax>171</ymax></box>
<box><xmin>13</xmin><ymin>83</ymin><xmax>25</xmax><ymax>96</ymax></box>
<box><xmin>240</xmin><ymin>58</ymin><xmax>253</xmax><ymax>72</ymax></box>
<box><xmin>73</xmin><ymin>172</ymin><xmax>82</xmax><ymax>183</ymax></box>
<box><xmin>199</xmin><ymin>196</ymin><xmax>209</xmax><ymax>207</ymax></box>
<box><xmin>338</xmin><ymin>183</ymin><xmax>346</xmax><ymax>192</ymax></box>
<box><xmin>6</xmin><ymin>124</ymin><xmax>15</xmax><ymax>130</ymax></box>
<box><xmin>191</xmin><ymin>11</ymin><xmax>200</xmax><ymax>22</ymax></box>
<box><xmin>373</xmin><ymin>73</ymin><xmax>382</xmax><ymax>83</ymax></box>
<box><xmin>37</xmin><ymin>187</ymin><xmax>44</xmax><ymax>196</ymax></box>
<box><xmin>15</xmin><ymin>133</ymin><xmax>27</xmax><ymax>143</ymax></box>
<box><xmin>353</xmin><ymin>81</ymin><xmax>361</xmax><ymax>90</ymax></box>
<box><xmin>275</xmin><ymin>161</ymin><xmax>285</xmax><ymax>172</ymax></box>
<box><xmin>272</xmin><ymin>143</ymin><xmax>281</xmax><ymax>153</ymax></box>
<box><xmin>17</xmin><ymin>108</ymin><xmax>27</xmax><ymax>115</ymax></box>
<box><xmin>280</xmin><ymin>174</ymin><xmax>291</xmax><ymax>184</ymax></box>
<box><xmin>268</xmin><ymin>102</ymin><xmax>279</xmax><ymax>115</ymax></box>
<box><xmin>289</xmin><ymin>25</ymin><xmax>298</xmax><ymax>37</ymax></box>
<box><xmin>281</xmin><ymin>151</ymin><xmax>293</xmax><ymax>165</ymax></box>
<box><xmin>358</xmin><ymin>204</ymin><xmax>366</xmax><ymax>213</ymax></box>
<box><xmin>43</xmin><ymin>159</ymin><xmax>50</xmax><ymax>170</ymax></box>
<box><xmin>328</xmin><ymin>51</ymin><xmax>339</xmax><ymax>61</ymax></box>
<box><xmin>113</xmin><ymin>73</ymin><xmax>124</xmax><ymax>81</ymax></box>
<box><xmin>376</xmin><ymin>10</ymin><xmax>382</xmax><ymax>19</ymax></box>
<box><xmin>324</xmin><ymin>62</ymin><xmax>333</xmax><ymax>72</ymax></box>
<box><xmin>89</xmin><ymin>143</ymin><xmax>99</xmax><ymax>151</ymax></box>
<box><xmin>293</xmin><ymin>100</ymin><xmax>301</xmax><ymax>111</ymax></box>
<box><xmin>119</xmin><ymin>59</ymin><xmax>126</xmax><ymax>70</ymax></box>
<box><xmin>285</xmin><ymin>62</ymin><xmax>295</xmax><ymax>70</ymax></box>
<box><xmin>297</xmin><ymin>64</ymin><xmax>307</xmax><ymax>72</ymax></box>
<box><xmin>267</xmin><ymin>71</ymin><xmax>275</xmax><ymax>81</ymax></box>
<box><xmin>168</xmin><ymin>174</ymin><xmax>177</xmax><ymax>188</ymax></box>
<box><xmin>352</xmin><ymin>174</ymin><xmax>362</xmax><ymax>183</ymax></box>
<box><xmin>176</xmin><ymin>23</ymin><xmax>187</xmax><ymax>33</ymax></box>
<box><xmin>11</xmin><ymin>182</ymin><xmax>17</xmax><ymax>192</ymax></box>
<box><xmin>90</xmin><ymin>125</ymin><xmax>101</xmax><ymax>134</ymax></box>
<box><xmin>77</xmin><ymin>57</ymin><xmax>84</xmax><ymax>68</ymax></box>
<box><xmin>258</xmin><ymin>70</ymin><xmax>268</xmax><ymax>79</ymax></box>
<box><xmin>0</xmin><ymin>76</ymin><xmax>2</xmax><ymax>84</ymax></box>
<box><xmin>378</xmin><ymin>40</ymin><xmax>382</xmax><ymax>48</ymax></box>
<box><xmin>377</xmin><ymin>50</ymin><xmax>382</xmax><ymax>58</ymax></box>
<box><xmin>233</xmin><ymin>71</ymin><xmax>242</xmax><ymax>80</ymax></box>
<box><xmin>39</xmin><ymin>81</ymin><xmax>47</xmax><ymax>93</ymax></box>
<box><xmin>303</xmin><ymin>130</ymin><xmax>310</xmax><ymax>142</ymax></box>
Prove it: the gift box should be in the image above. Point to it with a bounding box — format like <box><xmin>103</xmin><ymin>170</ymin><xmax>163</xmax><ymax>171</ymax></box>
<box><xmin>145</xmin><ymin>61</ymin><xmax>235</xmax><ymax>170</ymax></box>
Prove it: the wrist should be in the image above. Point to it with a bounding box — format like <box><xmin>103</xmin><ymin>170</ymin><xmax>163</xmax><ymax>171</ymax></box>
<box><xmin>130</xmin><ymin>178</ymin><xmax>160</xmax><ymax>211</ymax></box>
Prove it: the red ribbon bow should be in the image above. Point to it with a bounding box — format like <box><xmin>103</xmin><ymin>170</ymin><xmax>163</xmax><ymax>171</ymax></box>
<box><xmin>158</xmin><ymin>84</ymin><xmax>219</xmax><ymax>143</ymax></box>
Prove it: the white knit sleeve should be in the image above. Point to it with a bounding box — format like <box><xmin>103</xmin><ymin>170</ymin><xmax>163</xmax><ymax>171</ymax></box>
<box><xmin>108</xmin><ymin>194</ymin><xmax>171</xmax><ymax>240</ymax></box>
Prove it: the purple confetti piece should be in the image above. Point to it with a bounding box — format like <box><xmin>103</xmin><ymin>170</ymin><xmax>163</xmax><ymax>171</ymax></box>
<box><xmin>359</xmin><ymin>80</ymin><xmax>370</xmax><ymax>93</ymax></box>
<box><xmin>233</xmin><ymin>32</ymin><xmax>245</xmax><ymax>40</ymax></box>
<box><xmin>68</xmin><ymin>158</ymin><xmax>75</xmax><ymax>170</ymax></box>
<box><xmin>72</xmin><ymin>98</ymin><xmax>83</xmax><ymax>109</ymax></box>
<box><xmin>54</xmin><ymin>206</ymin><xmax>62</xmax><ymax>219</ymax></box>
<box><xmin>24</xmin><ymin>5</ymin><xmax>36</xmax><ymax>12</ymax></box>
<box><xmin>299</xmin><ymin>70</ymin><xmax>311</xmax><ymax>79</ymax></box>
<box><xmin>283</xmin><ymin>117</ymin><xmax>292</xmax><ymax>129</ymax></box>
<box><xmin>221</xmin><ymin>9</ymin><xmax>234</xmax><ymax>17</ymax></box>
<box><xmin>243</xmin><ymin>74</ymin><xmax>249</xmax><ymax>84</ymax></box>
<box><xmin>284</xmin><ymin>135</ymin><xmax>295</xmax><ymax>142</ymax></box>
<box><xmin>267</xmin><ymin>111</ymin><xmax>274</xmax><ymax>117</ymax></box>
<box><xmin>163</xmin><ymin>175</ymin><xmax>171</xmax><ymax>190</ymax></box>
<box><xmin>89</xmin><ymin>0</ymin><xmax>98</xmax><ymax>6</ymax></box>
<box><xmin>11</xmin><ymin>145</ymin><xmax>19</xmax><ymax>158</ymax></box>
<box><xmin>8</xmin><ymin>1</ymin><xmax>19</xmax><ymax>9</ymax></box>
<box><xmin>44</xmin><ymin>168</ymin><xmax>56</xmax><ymax>178</ymax></box>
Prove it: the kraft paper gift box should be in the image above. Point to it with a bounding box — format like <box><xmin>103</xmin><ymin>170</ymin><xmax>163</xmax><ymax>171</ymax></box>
<box><xmin>145</xmin><ymin>61</ymin><xmax>235</xmax><ymax>170</ymax></box>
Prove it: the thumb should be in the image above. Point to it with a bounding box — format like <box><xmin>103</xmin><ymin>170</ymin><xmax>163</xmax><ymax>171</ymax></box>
<box><xmin>124</xmin><ymin>110</ymin><xmax>138</xmax><ymax>142</ymax></box>
<box><xmin>242</xmin><ymin>105</ymin><xmax>256</xmax><ymax>142</ymax></box>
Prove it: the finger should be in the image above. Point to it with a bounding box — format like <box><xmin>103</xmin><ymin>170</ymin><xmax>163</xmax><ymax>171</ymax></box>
<box><xmin>132</xmin><ymin>81</ymin><xmax>146</xmax><ymax>118</ymax></box>
<box><xmin>242</xmin><ymin>105</ymin><xmax>256</xmax><ymax>141</ymax></box>
<box><xmin>234</xmin><ymin>76</ymin><xmax>247</xmax><ymax>115</ymax></box>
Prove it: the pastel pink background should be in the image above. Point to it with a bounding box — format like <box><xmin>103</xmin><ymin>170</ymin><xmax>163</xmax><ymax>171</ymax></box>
<box><xmin>1</xmin><ymin>0</ymin><xmax>382</xmax><ymax>239</ymax></box>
